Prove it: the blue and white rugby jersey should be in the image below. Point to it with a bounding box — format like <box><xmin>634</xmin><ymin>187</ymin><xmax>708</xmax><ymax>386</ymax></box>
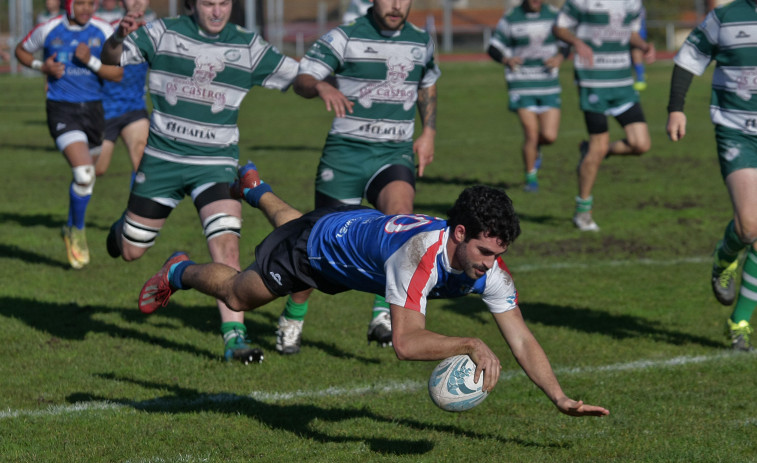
<box><xmin>307</xmin><ymin>209</ymin><xmax>519</xmax><ymax>315</ymax></box>
<box><xmin>20</xmin><ymin>15</ymin><xmax>114</xmax><ymax>102</ymax></box>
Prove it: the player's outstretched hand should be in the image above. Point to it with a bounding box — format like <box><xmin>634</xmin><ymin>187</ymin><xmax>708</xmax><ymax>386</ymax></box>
<box><xmin>555</xmin><ymin>397</ymin><xmax>610</xmax><ymax>417</ymax></box>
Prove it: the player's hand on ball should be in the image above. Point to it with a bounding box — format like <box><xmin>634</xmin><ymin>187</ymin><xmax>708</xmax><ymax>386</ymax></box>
<box><xmin>469</xmin><ymin>340</ymin><xmax>501</xmax><ymax>393</ymax></box>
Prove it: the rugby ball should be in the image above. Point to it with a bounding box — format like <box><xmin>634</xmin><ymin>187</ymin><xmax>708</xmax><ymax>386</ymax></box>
<box><xmin>428</xmin><ymin>354</ymin><xmax>488</xmax><ymax>412</ymax></box>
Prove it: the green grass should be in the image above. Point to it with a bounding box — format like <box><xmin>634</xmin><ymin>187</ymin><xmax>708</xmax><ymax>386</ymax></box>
<box><xmin>1</xmin><ymin>60</ymin><xmax>756</xmax><ymax>462</ymax></box>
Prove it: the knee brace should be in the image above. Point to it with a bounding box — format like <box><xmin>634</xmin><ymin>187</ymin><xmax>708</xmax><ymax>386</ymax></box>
<box><xmin>122</xmin><ymin>215</ymin><xmax>160</xmax><ymax>248</ymax></box>
<box><xmin>203</xmin><ymin>213</ymin><xmax>242</xmax><ymax>241</ymax></box>
<box><xmin>72</xmin><ymin>165</ymin><xmax>95</xmax><ymax>196</ymax></box>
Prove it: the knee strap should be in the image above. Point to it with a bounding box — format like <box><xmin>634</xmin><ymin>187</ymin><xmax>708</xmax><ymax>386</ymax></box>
<box><xmin>72</xmin><ymin>165</ymin><xmax>95</xmax><ymax>196</ymax></box>
<box><xmin>122</xmin><ymin>215</ymin><xmax>160</xmax><ymax>248</ymax></box>
<box><xmin>203</xmin><ymin>213</ymin><xmax>241</xmax><ymax>241</ymax></box>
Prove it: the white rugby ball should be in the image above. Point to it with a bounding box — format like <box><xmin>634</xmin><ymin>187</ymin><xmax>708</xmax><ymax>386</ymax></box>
<box><xmin>428</xmin><ymin>354</ymin><xmax>488</xmax><ymax>412</ymax></box>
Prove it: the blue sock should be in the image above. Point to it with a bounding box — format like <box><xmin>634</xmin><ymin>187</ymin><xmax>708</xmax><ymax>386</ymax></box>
<box><xmin>68</xmin><ymin>182</ymin><xmax>91</xmax><ymax>229</ymax></box>
<box><xmin>168</xmin><ymin>260</ymin><xmax>195</xmax><ymax>290</ymax></box>
<box><xmin>634</xmin><ymin>63</ymin><xmax>645</xmax><ymax>81</ymax></box>
<box><xmin>243</xmin><ymin>182</ymin><xmax>273</xmax><ymax>208</ymax></box>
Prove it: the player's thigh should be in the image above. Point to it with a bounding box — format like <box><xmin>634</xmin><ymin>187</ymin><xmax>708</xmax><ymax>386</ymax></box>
<box><xmin>516</xmin><ymin>109</ymin><xmax>540</xmax><ymax>141</ymax></box>
<box><xmin>375</xmin><ymin>179</ymin><xmax>415</xmax><ymax>215</ymax></box>
<box><xmin>537</xmin><ymin>108</ymin><xmax>561</xmax><ymax>143</ymax></box>
<box><xmin>120</xmin><ymin>118</ymin><xmax>149</xmax><ymax>151</ymax></box>
<box><xmin>94</xmin><ymin>140</ymin><xmax>116</xmax><ymax>175</ymax></box>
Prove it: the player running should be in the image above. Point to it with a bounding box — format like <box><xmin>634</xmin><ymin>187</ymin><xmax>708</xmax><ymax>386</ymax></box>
<box><xmin>15</xmin><ymin>0</ymin><xmax>123</xmax><ymax>269</ymax></box>
<box><xmin>100</xmin><ymin>0</ymin><xmax>299</xmax><ymax>363</ymax></box>
<box><xmin>667</xmin><ymin>0</ymin><xmax>757</xmax><ymax>351</ymax></box>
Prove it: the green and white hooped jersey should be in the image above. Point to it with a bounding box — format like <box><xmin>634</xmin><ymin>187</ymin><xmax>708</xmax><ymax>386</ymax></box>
<box><xmin>489</xmin><ymin>4</ymin><xmax>562</xmax><ymax>97</ymax></box>
<box><xmin>120</xmin><ymin>15</ymin><xmax>298</xmax><ymax>166</ymax></box>
<box><xmin>675</xmin><ymin>0</ymin><xmax>757</xmax><ymax>135</ymax></box>
<box><xmin>298</xmin><ymin>12</ymin><xmax>441</xmax><ymax>145</ymax></box>
<box><xmin>556</xmin><ymin>0</ymin><xmax>642</xmax><ymax>89</ymax></box>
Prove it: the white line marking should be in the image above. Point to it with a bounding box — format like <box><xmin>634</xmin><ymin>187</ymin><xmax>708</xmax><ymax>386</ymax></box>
<box><xmin>1</xmin><ymin>350</ymin><xmax>752</xmax><ymax>419</ymax></box>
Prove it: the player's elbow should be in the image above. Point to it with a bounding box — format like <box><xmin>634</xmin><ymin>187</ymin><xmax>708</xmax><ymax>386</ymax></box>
<box><xmin>391</xmin><ymin>335</ymin><xmax>414</xmax><ymax>361</ymax></box>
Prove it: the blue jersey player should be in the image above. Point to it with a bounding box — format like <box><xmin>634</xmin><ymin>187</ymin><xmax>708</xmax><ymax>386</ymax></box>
<box><xmin>137</xmin><ymin>163</ymin><xmax>610</xmax><ymax>418</ymax></box>
<box><xmin>16</xmin><ymin>0</ymin><xmax>123</xmax><ymax>269</ymax></box>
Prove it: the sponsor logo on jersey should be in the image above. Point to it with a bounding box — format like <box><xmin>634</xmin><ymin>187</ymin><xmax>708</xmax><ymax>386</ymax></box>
<box><xmin>364</xmin><ymin>46</ymin><xmax>378</xmax><ymax>54</ymax></box>
<box><xmin>224</xmin><ymin>48</ymin><xmax>241</xmax><ymax>62</ymax></box>
<box><xmin>164</xmin><ymin>54</ymin><xmax>227</xmax><ymax>113</ymax></box>
<box><xmin>591</xmin><ymin>11</ymin><xmax>631</xmax><ymax>47</ymax></box>
<box><xmin>357</xmin><ymin>55</ymin><xmax>416</xmax><ymax>110</ymax></box>
<box><xmin>736</xmin><ymin>30</ymin><xmax>751</xmax><ymax>39</ymax></box>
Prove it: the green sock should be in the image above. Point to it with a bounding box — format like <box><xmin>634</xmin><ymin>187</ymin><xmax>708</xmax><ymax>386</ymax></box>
<box><xmin>575</xmin><ymin>196</ymin><xmax>593</xmax><ymax>214</ymax></box>
<box><xmin>372</xmin><ymin>295</ymin><xmax>390</xmax><ymax>319</ymax></box>
<box><xmin>716</xmin><ymin>220</ymin><xmax>747</xmax><ymax>269</ymax></box>
<box><xmin>731</xmin><ymin>247</ymin><xmax>757</xmax><ymax>323</ymax></box>
<box><xmin>525</xmin><ymin>170</ymin><xmax>538</xmax><ymax>184</ymax></box>
<box><xmin>282</xmin><ymin>296</ymin><xmax>308</xmax><ymax>321</ymax></box>
<box><xmin>221</xmin><ymin>322</ymin><xmax>247</xmax><ymax>348</ymax></box>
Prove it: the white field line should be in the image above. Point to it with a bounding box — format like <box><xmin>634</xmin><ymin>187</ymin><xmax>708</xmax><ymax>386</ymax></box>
<box><xmin>1</xmin><ymin>350</ymin><xmax>752</xmax><ymax>420</ymax></box>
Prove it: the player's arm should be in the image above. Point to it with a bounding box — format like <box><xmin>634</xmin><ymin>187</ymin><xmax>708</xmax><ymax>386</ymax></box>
<box><xmin>293</xmin><ymin>73</ymin><xmax>354</xmax><ymax>118</ymax></box>
<box><xmin>75</xmin><ymin>43</ymin><xmax>123</xmax><ymax>82</ymax></box>
<box><xmin>101</xmin><ymin>10</ymin><xmax>144</xmax><ymax>65</ymax></box>
<box><xmin>629</xmin><ymin>31</ymin><xmax>655</xmax><ymax>63</ymax></box>
<box><xmin>389</xmin><ymin>304</ymin><xmax>502</xmax><ymax>392</ymax></box>
<box><xmin>552</xmin><ymin>24</ymin><xmax>593</xmax><ymax>68</ymax></box>
<box><xmin>414</xmin><ymin>84</ymin><xmax>437</xmax><ymax>178</ymax></box>
<box><xmin>666</xmin><ymin>65</ymin><xmax>695</xmax><ymax>142</ymax></box>
<box><xmin>492</xmin><ymin>308</ymin><xmax>610</xmax><ymax>417</ymax></box>
<box><xmin>15</xmin><ymin>42</ymin><xmax>65</xmax><ymax>79</ymax></box>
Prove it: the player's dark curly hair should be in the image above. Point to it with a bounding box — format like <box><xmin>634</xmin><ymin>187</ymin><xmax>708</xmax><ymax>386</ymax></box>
<box><xmin>446</xmin><ymin>185</ymin><xmax>521</xmax><ymax>245</ymax></box>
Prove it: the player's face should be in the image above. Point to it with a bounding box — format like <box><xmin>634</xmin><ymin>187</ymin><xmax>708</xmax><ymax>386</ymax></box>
<box><xmin>452</xmin><ymin>230</ymin><xmax>508</xmax><ymax>280</ymax></box>
<box><xmin>372</xmin><ymin>0</ymin><xmax>412</xmax><ymax>31</ymax></box>
<box><xmin>524</xmin><ymin>0</ymin><xmax>542</xmax><ymax>12</ymax></box>
<box><xmin>192</xmin><ymin>0</ymin><xmax>232</xmax><ymax>36</ymax></box>
<box><xmin>71</xmin><ymin>0</ymin><xmax>95</xmax><ymax>25</ymax></box>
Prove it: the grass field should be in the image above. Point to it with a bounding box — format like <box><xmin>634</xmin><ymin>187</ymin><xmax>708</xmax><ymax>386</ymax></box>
<box><xmin>2</xmin><ymin>59</ymin><xmax>757</xmax><ymax>462</ymax></box>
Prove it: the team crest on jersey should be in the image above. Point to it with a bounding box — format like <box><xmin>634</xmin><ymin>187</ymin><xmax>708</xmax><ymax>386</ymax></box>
<box><xmin>164</xmin><ymin>54</ymin><xmax>227</xmax><ymax>113</ymax></box>
<box><xmin>591</xmin><ymin>10</ymin><xmax>630</xmax><ymax>46</ymax></box>
<box><xmin>357</xmin><ymin>55</ymin><xmax>416</xmax><ymax>110</ymax></box>
<box><xmin>88</xmin><ymin>37</ymin><xmax>102</xmax><ymax>48</ymax></box>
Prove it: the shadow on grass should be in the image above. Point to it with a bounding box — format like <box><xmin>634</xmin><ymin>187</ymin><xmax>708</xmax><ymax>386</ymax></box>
<box><xmin>68</xmin><ymin>374</ymin><xmax>563</xmax><ymax>454</ymax></box>
<box><xmin>0</xmin><ymin>296</ymin><xmax>382</xmax><ymax>365</ymax></box>
<box><xmin>0</xmin><ymin>212</ymin><xmax>110</xmax><ymax>232</ymax></box>
<box><xmin>437</xmin><ymin>297</ymin><xmax>722</xmax><ymax>348</ymax></box>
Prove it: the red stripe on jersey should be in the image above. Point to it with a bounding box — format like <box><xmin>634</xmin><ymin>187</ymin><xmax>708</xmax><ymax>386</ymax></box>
<box><xmin>496</xmin><ymin>256</ymin><xmax>518</xmax><ymax>305</ymax></box>
<box><xmin>404</xmin><ymin>229</ymin><xmax>445</xmax><ymax>311</ymax></box>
